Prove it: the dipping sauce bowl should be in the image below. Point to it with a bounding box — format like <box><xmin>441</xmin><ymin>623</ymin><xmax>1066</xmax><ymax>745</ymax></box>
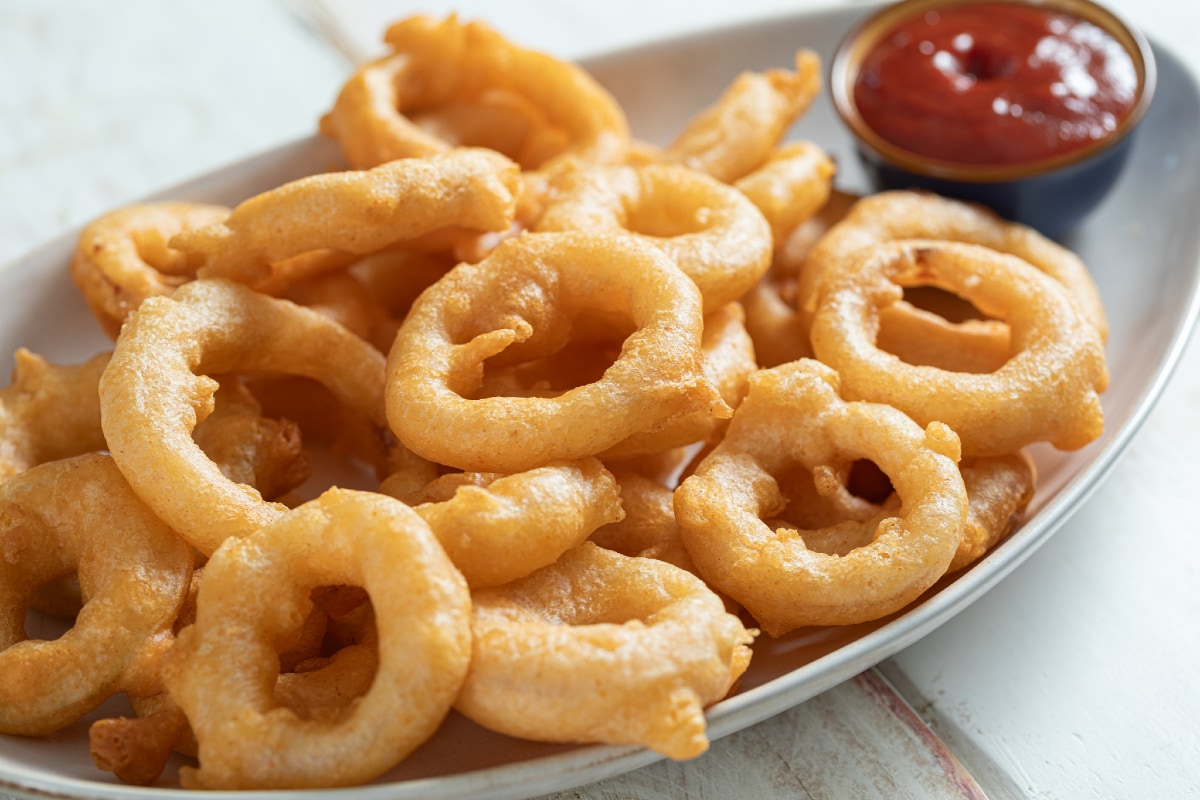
<box><xmin>831</xmin><ymin>0</ymin><xmax>1156</xmax><ymax>237</ymax></box>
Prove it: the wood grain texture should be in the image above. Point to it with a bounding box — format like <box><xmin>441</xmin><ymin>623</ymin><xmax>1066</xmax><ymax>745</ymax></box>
<box><xmin>536</xmin><ymin>669</ymin><xmax>988</xmax><ymax>800</ymax></box>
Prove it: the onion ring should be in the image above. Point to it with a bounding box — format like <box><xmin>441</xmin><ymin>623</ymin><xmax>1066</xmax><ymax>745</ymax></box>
<box><xmin>951</xmin><ymin>453</ymin><xmax>1037</xmax><ymax>572</ymax></box>
<box><xmin>454</xmin><ymin>541</ymin><xmax>754</xmax><ymax>759</ymax></box>
<box><xmin>740</xmin><ymin>190</ymin><xmax>860</xmax><ymax>367</ymax></box>
<box><xmin>599</xmin><ymin>301</ymin><xmax>756</xmax><ymax>459</ymax></box>
<box><xmin>89</xmin><ymin>695</ymin><xmax>191</xmax><ymax>786</ymax></box>
<box><xmin>0</xmin><ymin>349</ymin><xmax>111</xmax><ymax>483</ymax></box>
<box><xmin>319</xmin><ymin>14</ymin><xmax>630</xmax><ymax>170</ymax></box>
<box><xmin>0</xmin><ymin>453</ymin><xmax>193</xmax><ymax>736</ymax></box>
<box><xmin>761</xmin><ymin>452</ymin><xmax>1035</xmax><ymax>573</ymax></box>
<box><xmin>5</xmin><ymin>365</ymin><xmax>307</xmax><ymax>623</ymax></box>
<box><xmin>674</xmin><ymin>359</ymin><xmax>968</xmax><ymax>634</ymax></box>
<box><xmin>661</xmin><ymin>50</ymin><xmax>822</xmax><ymax>183</ymax></box>
<box><xmin>534</xmin><ymin>161</ymin><xmax>773</xmax><ymax>313</ymax></box>
<box><xmin>589</xmin><ymin>469</ymin><xmax>698</xmax><ymax>574</ymax></box>
<box><xmin>90</xmin><ymin>580</ymin><xmax>381</xmax><ymax>786</ymax></box>
<box><xmin>808</xmin><ymin>240</ymin><xmax>1108</xmax><ymax>457</ymax></box>
<box><xmin>796</xmin><ymin>190</ymin><xmax>1109</xmax><ymax>342</ymax></box>
<box><xmin>471</xmin><ymin>302</ymin><xmax>753</xmax><ymax>460</ymax></box>
<box><xmin>733</xmin><ymin>140</ymin><xmax>836</xmax><ymax>242</ymax></box>
<box><xmin>70</xmin><ymin>202</ymin><xmax>230</xmax><ymax>339</ymax></box>
<box><xmin>100</xmin><ymin>278</ymin><xmax>396</xmax><ymax>556</ymax></box>
<box><xmin>191</xmin><ymin>376</ymin><xmax>312</xmax><ymax>501</ymax></box>
<box><xmin>382</xmin><ymin>458</ymin><xmax>624</xmax><ymax>588</ymax></box>
<box><xmin>162</xmin><ymin>488</ymin><xmax>471</xmax><ymax>790</ymax></box>
<box><xmin>170</xmin><ymin>148</ymin><xmax>520</xmax><ymax>289</ymax></box>
<box><xmin>282</xmin><ymin>270</ymin><xmax>397</xmax><ymax>353</ymax></box>
<box><xmin>386</xmin><ymin>231</ymin><xmax>728</xmax><ymax>473</ymax></box>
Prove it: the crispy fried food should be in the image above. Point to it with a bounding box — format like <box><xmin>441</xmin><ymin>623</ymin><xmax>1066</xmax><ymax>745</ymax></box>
<box><xmin>319</xmin><ymin>15</ymin><xmax>630</xmax><ymax>170</ymax></box>
<box><xmin>662</xmin><ymin>50</ymin><xmax>822</xmax><ymax>183</ymax></box>
<box><xmin>5</xmin><ymin>10</ymin><xmax>1115</xmax><ymax>788</ymax></box>
<box><xmin>951</xmin><ymin>452</ymin><xmax>1037</xmax><ymax>572</ymax></box>
<box><xmin>0</xmin><ymin>453</ymin><xmax>193</xmax><ymax>736</ymax></box>
<box><xmin>455</xmin><ymin>542</ymin><xmax>755</xmax><ymax>759</ymax></box>
<box><xmin>169</xmin><ymin>148</ymin><xmax>520</xmax><ymax>290</ymax></box>
<box><xmin>191</xmin><ymin>376</ymin><xmax>312</xmax><ymax>500</ymax></box>
<box><xmin>382</xmin><ymin>458</ymin><xmax>625</xmax><ymax>588</ymax></box>
<box><xmin>733</xmin><ymin>140</ymin><xmax>836</xmax><ymax>241</ymax></box>
<box><xmin>808</xmin><ymin>240</ymin><xmax>1108</xmax><ymax>456</ymax></box>
<box><xmin>674</xmin><ymin>360</ymin><xmax>968</xmax><ymax>635</ymax></box>
<box><xmin>70</xmin><ymin>202</ymin><xmax>230</xmax><ymax>339</ymax></box>
<box><xmin>162</xmin><ymin>488</ymin><xmax>471</xmax><ymax>790</ymax></box>
<box><xmin>589</xmin><ymin>469</ymin><xmax>698</xmax><ymax>573</ymax></box>
<box><xmin>89</xmin><ymin>579</ymin><xmax>379</xmax><ymax>787</ymax></box>
<box><xmin>89</xmin><ymin>695</ymin><xmax>191</xmax><ymax>786</ymax></box>
<box><xmin>599</xmin><ymin>302</ymin><xmax>756</xmax><ymax>460</ymax></box>
<box><xmin>281</xmin><ymin>270</ymin><xmax>398</xmax><ymax>352</ymax></box>
<box><xmin>796</xmin><ymin>190</ymin><xmax>1109</xmax><ymax>342</ymax></box>
<box><xmin>386</xmin><ymin>231</ymin><xmax>729</xmax><ymax>472</ymax></box>
<box><xmin>740</xmin><ymin>189</ymin><xmax>860</xmax><ymax>367</ymax></box>
<box><xmin>533</xmin><ymin>162</ymin><xmax>773</xmax><ymax>312</ymax></box>
<box><xmin>100</xmin><ymin>279</ymin><xmax>396</xmax><ymax>555</ymax></box>
<box><xmin>0</xmin><ymin>349</ymin><xmax>111</xmax><ymax>483</ymax></box>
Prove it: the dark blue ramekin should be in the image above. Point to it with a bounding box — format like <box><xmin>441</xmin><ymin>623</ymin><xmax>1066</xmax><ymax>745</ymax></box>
<box><xmin>830</xmin><ymin>0</ymin><xmax>1157</xmax><ymax>239</ymax></box>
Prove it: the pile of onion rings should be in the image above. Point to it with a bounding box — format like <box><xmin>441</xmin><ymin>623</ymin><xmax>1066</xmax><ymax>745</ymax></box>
<box><xmin>0</xmin><ymin>11</ymin><xmax>1109</xmax><ymax>791</ymax></box>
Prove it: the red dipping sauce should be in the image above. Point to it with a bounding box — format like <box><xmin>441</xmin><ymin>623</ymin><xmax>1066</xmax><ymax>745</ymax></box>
<box><xmin>852</xmin><ymin>1</ymin><xmax>1139</xmax><ymax>165</ymax></box>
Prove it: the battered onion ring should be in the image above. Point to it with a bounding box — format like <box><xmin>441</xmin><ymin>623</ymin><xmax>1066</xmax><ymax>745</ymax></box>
<box><xmin>349</xmin><ymin>247</ymin><xmax>456</xmax><ymax>319</ymax></box>
<box><xmin>282</xmin><ymin>270</ymin><xmax>397</xmax><ymax>353</ymax></box>
<box><xmin>191</xmin><ymin>376</ymin><xmax>312</xmax><ymax>501</ymax></box>
<box><xmin>319</xmin><ymin>14</ymin><xmax>630</xmax><ymax>170</ymax></box>
<box><xmin>534</xmin><ymin>161</ymin><xmax>773</xmax><ymax>312</ymax></box>
<box><xmin>951</xmin><ymin>453</ymin><xmax>1037</xmax><ymax>572</ymax></box>
<box><xmin>589</xmin><ymin>469</ymin><xmax>698</xmax><ymax>574</ymax></box>
<box><xmin>100</xmin><ymin>278</ymin><xmax>396</xmax><ymax>556</ymax></box>
<box><xmin>162</xmin><ymin>488</ymin><xmax>471</xmax><ymax>790</ymax></box>
<box><xmin>733</xmin><ymin>140</ymin><xmax>836</xmax><ymax>242</ymax></box>
<box><xmin>662</xmin><ymin>50</ymin><xmax>822</xmax><ymax>183</ymax></box>
<box><xmin>454</xmin><ymin>541</ymin><xmax>754</xmax><ymax>759</ymax></box>
<box><xmin>875</xmin><ymin>300</ymin><xmax>1012</xmax><ymax>374</ymax></box>
<box><xmin>0</xmin><ymin>453</ymin><xmax>193</xmax><ymax>736</ymax></box>
<box><xmin>271</xmin><ymin>603</ymin><xmax>380</xmax><ymax>725</ymax></box>
<box><xmin>473</xmin><ymin>303</ymin><xmax>753</xmax><ymax>460</ymax></box>
<box><xmin>170</xmin><ymin>148</ymin><xmax>520</xmax><ymax>289</ymax></box>
<box><xmin>740</xmin><ymin>190</ymin><xmax>860</xmax><ymax>367</ymax></box>
<box><xmin>599</xmin><ymin>302</ymin><xmax>756</xmax><ymax>459</ymax></box>
<box><xmin>89</xmin><ymin>694</ymin><xmax>191</xmax><ymax>786</ymax></box>
<box><xmin>381</xmin><ymin>458</ymin><xmax>624</xmax><ymax>588</ymax></box>
<box><xmin>808</xmin><ymin>240</ymin><xmax>1108</xmax><ymax>457</ymax></box>
<box><xmin>386</xmin><ymin>231</ymin><xmax>728</xmax><ymax>473</ymax></box>
<box><xmin>0</xmin><ymin>349</ymin><xmax>110</xmax><ymax>483</ymax></box>
<box><xmin>796</xmin><ymin>190</ymin><xmax>1109</xmax><ymax>342</ymax></box>
<box><xmin>761</xmin><ymin>452</ymin><xmax>1034</xmax><ymax>572</ymax></box>
<box><xmin>70</xmin><ymin>202</ymin><xmax>230</xmax><ymax>339</ymax></box>
<box><xmin>674</xmin><ymin>359</ymin><xmax>968</xmax><ymax>634</ymax></box>
<box><xmin>90</xmin><ymin>582</ymin><xmax>379</xmax><ymax>786</ymax></box>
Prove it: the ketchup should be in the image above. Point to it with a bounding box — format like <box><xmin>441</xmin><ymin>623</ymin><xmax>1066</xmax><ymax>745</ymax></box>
<box><xmin>853</xmin><ymin>2</ymin><xmax>1139</xmax><ymax>165</ymax></box>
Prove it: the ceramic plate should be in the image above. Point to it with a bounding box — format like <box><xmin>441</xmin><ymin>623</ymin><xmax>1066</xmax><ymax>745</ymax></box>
<box><xmin>2</xmin><ymin>4</ymin><xmax>1199</xmax><ymax>800</ymax></box>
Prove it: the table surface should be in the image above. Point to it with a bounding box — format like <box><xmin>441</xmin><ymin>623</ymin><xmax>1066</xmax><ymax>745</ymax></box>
<box><xmin>2</xmin><ymin>1</ymin><xmax>1198</xmax><ymax>798</ymax></box>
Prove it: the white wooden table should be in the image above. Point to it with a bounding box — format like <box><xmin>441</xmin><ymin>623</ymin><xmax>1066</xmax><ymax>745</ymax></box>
<box><xmin>2</xmin><ymin>1</ymin><xmax>1198</xmax><ymax>798</ymax></box>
